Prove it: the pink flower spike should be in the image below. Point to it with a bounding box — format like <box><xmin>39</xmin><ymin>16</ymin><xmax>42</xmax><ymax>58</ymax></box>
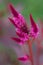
<box><xmin>11</xmin><ymin>37</ymin><xmax>24</xmax><ymax>45</ymax></box>
<box><xmin>11</xmin><ymin>37</ymin><xmax>22</xmax><ymax>42</ymax></box>
<box><xmin>18</xmin><ymin>55</ymin><xmax>29</xmax><ymax>61</ymax></box>
<box><xmin>9</xmin><ymin>4</ymin><xmax>18</xmax><ymax>17</ymax></box>
<box><xmin>30</xmin><ymin>14</ymin><xmax>38</xmax><ymax>33</ymax></box>
<box><xmin>8</xmin><ymin>17</ymin><xmax>18</xmax><ymax>27</ymax></box>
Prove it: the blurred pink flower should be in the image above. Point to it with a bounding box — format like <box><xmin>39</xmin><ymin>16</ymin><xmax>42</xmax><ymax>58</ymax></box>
<box><xmin>8</xmin><ymin>4</ymin><xmax>39</xmax><ymax>45</ymax></box>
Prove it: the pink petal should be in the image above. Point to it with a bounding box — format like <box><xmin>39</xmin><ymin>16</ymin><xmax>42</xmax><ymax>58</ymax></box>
<box><xmin>18</xmin><ymin>56</ymin><xmax>28</xmax><ymax>61</ymax></box>
<box><xmin>16</xmin><ymin>31</ymin><xmax>24</xmax><ymax>38</ymax></box>
<box><xmin>11</xmin><ymin>37</ymin><xmax>22</xmax><ymax>42</ymax></box>
<box><xmin>9</xmin><ymin>4</ymin><xmax>18</xmax><ymax>17</ymax></box>
<box><xmin>30</xmin><ymin>14</ymin><xmax>38</xmax><ymax>33</ymax></box>
<box><xmin>11</xmin><ymin>37</ymin><xmax>24</xmax><ymax>45</ymax></box>
<box><xmin>8</xmin><ymin>17</ymin><xmax>18</xmax><ymax>28</ymax></box>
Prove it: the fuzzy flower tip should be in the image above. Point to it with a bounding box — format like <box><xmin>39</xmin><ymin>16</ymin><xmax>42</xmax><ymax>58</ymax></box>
<box><xmin>8</xmin><ymin>4</ymin><xmax>39</xmax><ymax>44</ymax></box>
<box><xmin>30</xmin><ymin>14</ymin><xmax>39</xmax><ymax>38</ymax></box>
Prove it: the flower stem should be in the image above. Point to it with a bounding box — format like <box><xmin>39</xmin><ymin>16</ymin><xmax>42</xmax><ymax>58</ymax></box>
<box><xmin>27</xmin><ymin>40</ymin><xmax>34</xmax><ymax>65</ymax></box>
<box><xmin>36</xmin><ymin>39</ymin><xmax>40</xmax><ymax>65</ymax></box>
<box><xmin>36</xmin><ymin>48</ymin><xmax>40</xmax><ymax>65</ymax></box>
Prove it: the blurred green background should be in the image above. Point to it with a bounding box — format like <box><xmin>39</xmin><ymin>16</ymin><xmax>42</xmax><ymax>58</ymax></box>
<box><xmin>0</xmin><ymin>0</ymin><xmax>43</xmax><ymax>21</ymax></box>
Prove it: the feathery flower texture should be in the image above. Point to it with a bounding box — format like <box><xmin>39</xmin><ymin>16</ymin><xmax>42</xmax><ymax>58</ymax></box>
<box><xmin>9</xmin><ymin>4</ymin><xmax>39</xmax><ymax>44</ymax></box>
<box><xmin>8</xmin><ymin>4</ymin><xmax>39</xmax><ymax>62</ymax></box>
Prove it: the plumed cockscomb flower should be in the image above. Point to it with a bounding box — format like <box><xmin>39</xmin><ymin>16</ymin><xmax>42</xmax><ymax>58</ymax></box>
<box><xmin>8</xmin><ymin>4</ymin><xmax>39</xmax><ymax>45</ymax></box>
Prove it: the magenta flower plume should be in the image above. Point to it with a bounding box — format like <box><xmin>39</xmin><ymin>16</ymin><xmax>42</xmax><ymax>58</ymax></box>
<box><xmin>9</xmin><ymin>4</ymin><xmax>30</xmax><ymax>43</ymax></box>
<box><xmin>9</xmin><ymin>4</ymin><xmax>18</xmax><ymax>17</ymax></box>
<box><xmin>30</xmin><ymin>14</ymin><xmax>39</xmax><ymax>37</ymax></box>
<box><xmin>8</xmin><ymin>4</ymin><xmax>39</xmax><ymax>44</ymax></box>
